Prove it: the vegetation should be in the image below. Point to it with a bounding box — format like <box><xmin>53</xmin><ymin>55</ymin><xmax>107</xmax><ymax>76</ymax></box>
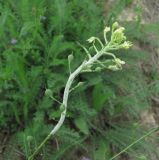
<box><xmin>0</xmin><ymin>0</ymin><xmax>159</xmax><ymax>160</ymax></box>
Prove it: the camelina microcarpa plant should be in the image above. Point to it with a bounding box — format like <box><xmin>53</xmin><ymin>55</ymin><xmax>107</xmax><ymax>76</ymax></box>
<box><xmin>28</xmin><ymin>22</ymin><xmax>132</xmax><ymax>160</ymax></box>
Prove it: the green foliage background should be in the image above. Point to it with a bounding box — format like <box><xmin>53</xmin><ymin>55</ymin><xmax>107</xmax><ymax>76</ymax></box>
<box><xmin>0</xmin><ymin>0</ymin><xmax>159</xmax><ymax>160</ymax></box>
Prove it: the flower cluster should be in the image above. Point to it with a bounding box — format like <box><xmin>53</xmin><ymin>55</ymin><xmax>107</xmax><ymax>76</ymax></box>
<box><xmin>87</xmin><ymin>22</ymin><xmax>132</xmax><ymax>50</ymax></box>
<box><xmin>108</xmin><ymin>58</ymin><xmax>125</xmax><ymax>71</ymax></box>
<box><xmin>110</xmin><ymin>22</ymin><xmax>132</xmax><ymax>49</ymax></box>
<box><xmin>85</xmin><ymin>22</ymin><xmax>132</xmax><ymax>71</ymax></box>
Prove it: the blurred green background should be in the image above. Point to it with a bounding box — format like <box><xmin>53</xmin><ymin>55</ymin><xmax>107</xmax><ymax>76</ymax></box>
<box><xmin>0</xmin><ymin>0</ymin><xmax>159</xmax><ymax>160</ymax></box>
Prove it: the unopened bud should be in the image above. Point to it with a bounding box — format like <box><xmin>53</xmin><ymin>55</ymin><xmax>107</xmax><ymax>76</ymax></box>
<box><xmin>60</xmin><ymin>104</ymin><xmax>65</xmax><ymax>112</ymax></box>
<box><xmin>104</xmin><ymin>27</ymin><xmax>110</xmax><ymax>33</ymax></box>
<box><xmin>27</xmin><ymin>136</ymin><xmax>33</xmax><ymax>142</ymax></box>
<box><xmin>68</xmin><ymin>54</ymin><xmax>74</xmax><ymax>62</ymax></box>
<box><xmin>115</xmin><ymin>58</ymin><xmax>125</xmax><ymax>65</ymax></box>
<box><xmin>95</xmin><ymin>67</ymin><xmax>102</xmax><ymax>72</ymax></box>
<box><xmin>45</xmin><ymin>89</ymin><xmax>52</xmax><ymax>97</ymax></box>
<box><xmin>108</xmin><ymin>65</ymin><xmax>120</xmax><ymax>71</ymax></box>
<box><xmin>120</xmin><ymin>41</ymin><xmax>133</xmax><ymax>49</ymax></box>
<box><xmin>87</xmin><ymin>37</ymin><xmax>96</xmax><ymax>43</ymax></box>
<box><xmin>112</xmin><ymin>22</ymin><xmax>119</xmax><ymax>30</ymax></box>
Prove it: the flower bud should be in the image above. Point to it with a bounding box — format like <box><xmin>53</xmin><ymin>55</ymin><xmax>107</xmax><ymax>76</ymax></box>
<box><xmin>87</xmin><ymin>37</ymin><xmax>96</xmax><ymax>43</ymax></box>
<box><xmin>95</xmin><ymin>67</ymin><xmax>102</xmax><ymax>72</ymax></box>
<box><xmin>68</xmin><ymin>54</ymin><xmax>74</xmax><ymax>62</ymax></box>
<box><xmin>60</xmin><ymin>104</ymin><xmax>65</xmax><ymax>111</ymax></box>
<box><xmin>120</xmin><ymin>41</ymin><xmax>133</xmax><ymax>49</ymax></box>
<box><xmin>108</xmin><ymin>65</ymin><xmax>120</xmax><ymax>71</ymax></box>
<box><xmin>112</xmin><ymin>22</ymin><xmax>119</xmax><ymax>30</ymax></box>
<box><xmin>104</xmin><ymin>27</ymin><xmax>110</xmax><ymax>33</ymax></box>
<box><xmin>115</xmin><ymin>58</ymin><xmax>125</xmax><ymax>65</ymax></box>
<box><xmin>111</xmin><ymin>27</ymin><xmax>126</xmax><ymax>44</ymax></box>
<box><xmin>27</xmin><ymin>136</ymin><xmax>33</xmax><ymax>142</ymax></box>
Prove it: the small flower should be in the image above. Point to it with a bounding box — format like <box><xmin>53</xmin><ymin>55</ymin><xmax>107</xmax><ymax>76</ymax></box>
<box><xmin>87</xmin><ymin>37</ymin><xmax>96</xmax><ymax>43</ymax></box>
<box><xmin>115</xmin><ymin>58</ymin><xmax>125</xmax><ymax>65</ymax></box>
<box><xmin>108</xmin><ymin>65</ymin><xmax>120</xmax><ymax>71</ymax></box>
<box><xmin>104</xmin><ymin>26</ymin><xmax>110</xmax><ymax>33</ymax></box>
<box><xmin>114</xmin><ymin>27</ymin><xmax>125</xmax><ymax>33</ymax></box>
<box><xmin>120</xmin><ymin>41</ymin><xmax>133</xmax><ymax>49</ymax></box>
<box><xmin>10</xmin><ymin>38</ymin><xmax>17</xmax><ymax>45</ymax></box>
<box><xmin>111</xmin><ymin>27</ymin><xmax>126</xmax><ymax>44</ymax></box>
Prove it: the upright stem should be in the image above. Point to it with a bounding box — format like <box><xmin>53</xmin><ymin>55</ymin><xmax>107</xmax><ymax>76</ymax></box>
<box><xmin>28</xmin><ymin>50</ymin><xmax>104</xmax><ymax>160</ymax></box>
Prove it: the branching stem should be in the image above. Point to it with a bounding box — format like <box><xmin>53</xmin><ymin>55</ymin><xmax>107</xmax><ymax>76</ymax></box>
<box><xmin>28</xmin><ymin>22</ymin><xmax>132</xmax><ymax>160</ymax></box>
<box><xmin>28</xmin><ymin>46</ymin><xmax>108</xmax><ymax>160</ymax></box>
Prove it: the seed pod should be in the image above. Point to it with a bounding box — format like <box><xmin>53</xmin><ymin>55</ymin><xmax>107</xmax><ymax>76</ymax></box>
<box><xmin>95</xmin><ymin>67</ymin><xmax>102</xmax><ymax>72</ymax></box>
<box><xmin>45</xmin><ymin>89</ymin><xmax>52</xmax><ymax>97</ymax></box>
<box><xmin>60</xmin><ymin>104</ymin><xmax>65</xmax><ymax>112</ymax></box>
<box><xmin>27</xmin><ymin>136</ymin><xmax>33</xmax><ymax>142</ymax></box>
<box><xmin>68</xmin><ymin>54</ymin><xmax>74</xmax><ymax>62</ymax></box>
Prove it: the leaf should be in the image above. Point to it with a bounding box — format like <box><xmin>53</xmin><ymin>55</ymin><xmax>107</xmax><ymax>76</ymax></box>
<box><xmin>49</xmin><ymin>109</ymin><xmax>61</xmax><ymax>119</ymax></box>
<box><xmin>137</xmin><ymin>155</ymin><xmax>148</xmax><ymax>160</ymax></box>
<box><xmin>93</xmin><ymin>83</ymin><xmax>115</xmax><ymax>111</ymax></box>
<box><xmin>94</xmin><ymin>140</ymin><xmax>111</xmax><ymax>160</ymax></box>
<box><xmin>74</xmin><ymin>118</ymin><xmax>89</xmax><ymax>135</ymax></box>
<box><xmin>20</xmin><ymin>22</ymin><xmax>35</xmax><ymax>36</ymax></box>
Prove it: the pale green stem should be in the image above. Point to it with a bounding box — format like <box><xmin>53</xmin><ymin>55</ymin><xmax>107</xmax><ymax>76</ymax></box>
<box><xmin>28</xmin><ymin>46</ymin><xmax>109</xmax><ymax>160</ymax></box>
<box><xmin>104</xmin><ymin>32</ymin><xmax>108</xmax><ymax>44</ymax></box>
<box><xmin>95</xmin><ymin>37</ymin><xmax>104</xmax><ymax>48</ymax></box>
<box><xmin>28</xmin><ymin>133</ymin><xmax>52</xmax><ymax>160</ymax></box>
<box><xmin>50</xmin><ymin>96</ymin><xmax>62</xmax><ymax>105</ymax></box>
